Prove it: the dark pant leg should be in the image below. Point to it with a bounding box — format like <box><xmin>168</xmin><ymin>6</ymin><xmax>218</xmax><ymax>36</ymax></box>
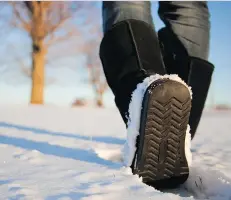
<box><xmin>102</xmin><ymin>1</ymin><xmax>154</xmax><ymax>33</ymax></box>
<box><xmin>158</xmin><ymin>1</ymin><xmax>210</xmax><ymax>60</ymax></box>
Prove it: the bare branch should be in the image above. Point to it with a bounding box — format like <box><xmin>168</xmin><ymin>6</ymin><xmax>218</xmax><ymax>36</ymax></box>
<box><xmin>8</xmin><ymin>43</ymin><xmax>31</xmax><ymax>77</ymax></box>
<box><xmin>44</xmin><ymin>2</ymin><xmax>84</xmax><ymax>37</ymax></box>
<box><xmin>45</xmin><ymin>27</ymin><xmax>79</xmax><ymax>47</ymax></box>
<box><xmin>10</xmin><ymin>2</ymin><xmax>31</xmax><ymax>32</ymax></box>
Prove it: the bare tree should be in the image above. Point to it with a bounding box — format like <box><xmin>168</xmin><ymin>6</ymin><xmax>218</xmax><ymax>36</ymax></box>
<box><xmin>83</xmin><ymin>28</ymin><xmax>108</xmax><ymax>107</ymax></box>
<box><xmin>8</xmin><ymin>1</ymin><xmax>92</xmax><ymax>104</ymax></box>
<box><xmin>70</xmin><ymin>5</ymin><xmax>108</xmax><ymax>108</ymax></box>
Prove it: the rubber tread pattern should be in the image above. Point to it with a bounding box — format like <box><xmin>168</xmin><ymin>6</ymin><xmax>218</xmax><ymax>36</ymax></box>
<box><xmin>133</xmin><ymin>79</ymin><xmax>192</xmax><ymax>189</ymax></box>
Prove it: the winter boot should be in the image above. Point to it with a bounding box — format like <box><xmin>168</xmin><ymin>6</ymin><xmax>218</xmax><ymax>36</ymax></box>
<box><xmin>158</xmin><ymin>28</ymin><xmax>214</xmax><ymax>139</ymax></box>
<box><xmin>100</xmin><ymin>19</ymin><xmax>192</xmax><ymax>189</ymax></box>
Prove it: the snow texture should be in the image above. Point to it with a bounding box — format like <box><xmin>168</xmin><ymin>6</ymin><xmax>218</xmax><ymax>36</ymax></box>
<box><xmin>123</xmin><ymin>74</ymin><xmax>193</xmax><ymax>167</ymax></box>
<box><xmin>0</xmin><ymin>106</ymin><xmax>231</xmax><ymax>200</ymax></box>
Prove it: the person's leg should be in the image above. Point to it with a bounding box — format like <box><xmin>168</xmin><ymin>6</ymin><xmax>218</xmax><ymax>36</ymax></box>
<box><xmin>158</xmin><ymin>1</ymin><xmax>214</xmax><ymax>138</ymax></box>
<box><xmin>159</xmin><ymin>1</ymin><xmax>210</xmax><ymax>60</ymax></box>
<box><xmin>100</xmin><ymin>1</ymin><xmax>192</xmax><ymax>189</ymax></box>
<box><xmin>100</xmin><ymin>1</ymin><xmax>166</xmax><ymax>123</ymax></box>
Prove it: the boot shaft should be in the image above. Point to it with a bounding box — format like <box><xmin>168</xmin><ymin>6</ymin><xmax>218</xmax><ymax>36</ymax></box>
<box><xmin>100</xmin><ymin>19</ymin><xmax>166</xmax><ymax>123</ymax></box>
<box><xmin>158</xmin><ymin>28</ymin><xmax>215</xmax><ymax>138</ymax></box>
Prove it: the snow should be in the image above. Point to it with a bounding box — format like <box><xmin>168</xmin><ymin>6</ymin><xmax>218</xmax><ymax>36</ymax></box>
<box><xmin>123</xmin><ymin>74</ymin><xmax>192</xmax><ymax>167</ymax></box>
<box><xmin>0</xmin><ymin>105</ymin><xmax>230</xmax><ymax>200</ymax></box>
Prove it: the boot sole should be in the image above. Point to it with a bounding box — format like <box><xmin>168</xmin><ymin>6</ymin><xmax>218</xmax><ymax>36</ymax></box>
<box><xmin>132</xmin><ymin>79</ymin><xmax>191</xmax><ymax>189</ymax></box>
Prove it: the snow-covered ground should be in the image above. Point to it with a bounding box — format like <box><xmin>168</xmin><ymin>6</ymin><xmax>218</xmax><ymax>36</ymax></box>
<box><xmin>0</xmin><ymin>105</ymin><xmax>231</xmax><ymax>200</ymax></box>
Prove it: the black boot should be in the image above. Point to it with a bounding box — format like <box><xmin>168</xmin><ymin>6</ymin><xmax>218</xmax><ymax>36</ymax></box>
<box><xmin>100</xmin><ymin>19</ymin><xmax>192</xmax><ymax>189</ymax></box>
<box><xmin>158</xmin><ymin>28</ymin><xmax>214</xmax><ymax>139</ymax></box>
<box><xmin>100</xmin><ymin>19</ymin><xmax>166</xmax><ymax>123</ymax></box>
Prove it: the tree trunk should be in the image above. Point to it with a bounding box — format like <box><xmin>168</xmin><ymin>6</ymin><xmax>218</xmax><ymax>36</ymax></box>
<box><xmin>30</xmin><ymin>39</ymin><xmax>45</xmax><ymax>104</ymax></box>
<box><xmin>96</xmin><ymin>92</ymin><xmax>104</xmax><ymax>107</ymax></box>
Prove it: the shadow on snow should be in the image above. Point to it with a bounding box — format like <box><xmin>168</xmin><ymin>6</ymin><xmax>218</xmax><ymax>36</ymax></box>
<box><xmin>0</xmin><ymin>134</ymin><xmax>121</xmax><ymax>169</ymax></box>
<box><xmin>0</xmin><ymin>122</ymin><xmax>125</xmax><ymax>145</ymax></box>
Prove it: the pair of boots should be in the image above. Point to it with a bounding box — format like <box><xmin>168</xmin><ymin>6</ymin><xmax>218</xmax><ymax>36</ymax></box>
<box><xmin>99</xmin><ymin>20</ymin><xmax>214</xmax><ymax>189</ymax></box>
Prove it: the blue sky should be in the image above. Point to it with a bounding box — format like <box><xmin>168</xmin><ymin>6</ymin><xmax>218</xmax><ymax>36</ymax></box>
<box><xmin>0</xmin><ymin>1</ymin><xmax>230</xmax><ymax>107</ymax></box>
